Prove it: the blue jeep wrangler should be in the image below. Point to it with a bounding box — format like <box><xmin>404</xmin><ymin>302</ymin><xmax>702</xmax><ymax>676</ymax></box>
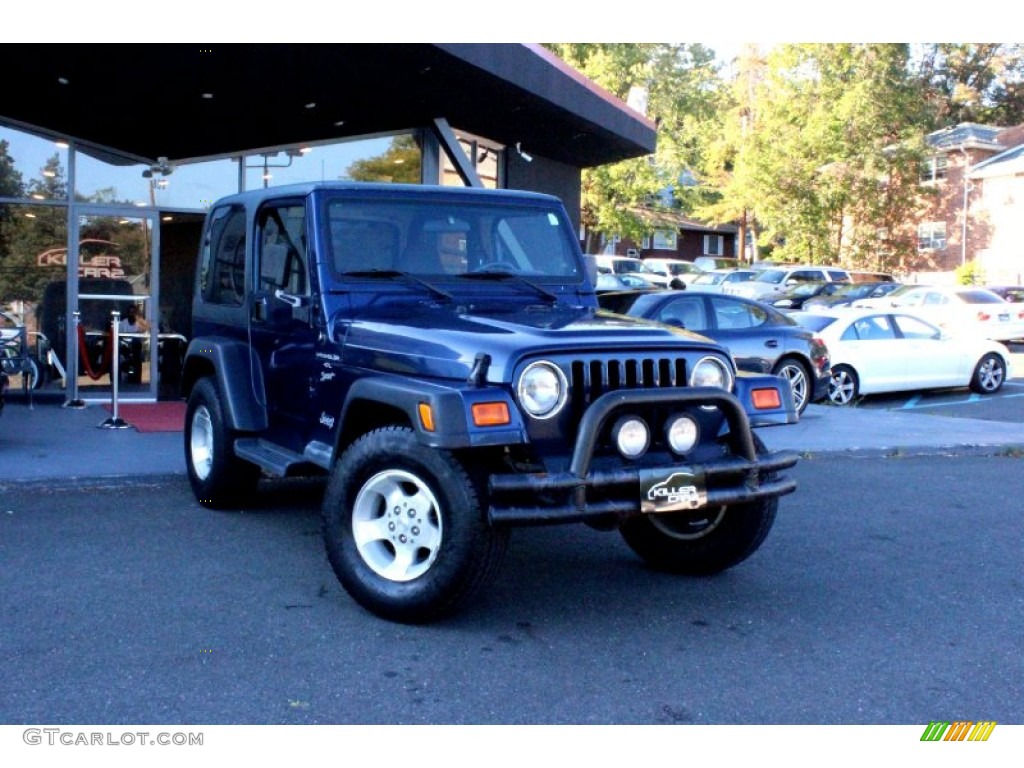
<box><xmin>182</xmin><ymin>182</ymin><xmax>799</xmax><ymax>623</ymax></box>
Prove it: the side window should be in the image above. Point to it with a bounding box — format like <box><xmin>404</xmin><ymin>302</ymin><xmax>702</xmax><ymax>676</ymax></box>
<box><xmin>200</xmin><ymin>205</ymin><xmax>247</xmax><ymax>306</ymax></box>
<box><xmin>658</xmin><ymin>297</ymin><xmax>707</xmax><ymax>331</ymax></box>
<box><xmin>711</xmin><ymin>296</ymin><xmax>760</xmax><ymax>329</ymax></box>
<box><xmin>849</xmin><ymin>315</ymin><xmax>896</xmax><ymax>341</ymax></box>
<box><xmin>923</xmin><ymin>292</ymin><xmax>947</xmax><ymax>306</ymax></box>
<box><xmin>257</xmin><ymin>203</ymin><xmax>308</xmax><ymax>295</ymax></box>
<box><xmin>893</xmin><ymin>315</ymin><xmax>939</xmax><ymax>339</ymax></box>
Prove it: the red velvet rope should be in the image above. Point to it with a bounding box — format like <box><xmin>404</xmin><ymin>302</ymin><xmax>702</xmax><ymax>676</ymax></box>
<box><xmin>76</xmin><ymin>324</ymin><xmax>114</xmax><ymax>380</ymax></box>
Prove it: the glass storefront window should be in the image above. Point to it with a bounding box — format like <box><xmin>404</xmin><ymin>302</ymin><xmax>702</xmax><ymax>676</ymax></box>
<box><xmin>74</xmin><ymin>152</ymin><xmax>238</xmax><ymax>211</ymax></box>
<box><xmin>0</xmin><ymin>202</ymin><xmax>68</xmax><ymax>393</ymax></box>
<box><xmin>441</xmin><ymin>132</ymin><xmax>503</xmax><ymax>188</ymax></box>
<box><xmin>241</xmin><ymin>132</ymin><xmax>423</xmax><ymax>190</ymax></box>
<box><xmin>0</xmin><ymin>126</ymin><xmax>70</xmax><ymax>202</ymax></box>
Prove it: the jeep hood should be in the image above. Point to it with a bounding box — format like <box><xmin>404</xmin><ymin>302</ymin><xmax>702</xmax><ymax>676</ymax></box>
<box><xmin>334</xmin><ymin>302</ymin><xmax>720</xmax><ymax>382</ymax></box>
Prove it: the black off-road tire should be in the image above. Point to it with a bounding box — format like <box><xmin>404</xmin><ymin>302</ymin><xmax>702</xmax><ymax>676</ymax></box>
<box><xmin>618</xmin><ymin>433</ymin><xmax>779</xmax><ymax>575</ymax></box>
<box><xmin>322</xmin><ymin>426</ymin><xmax>508</xmax><ymax>624</ymax></box>
<box><xmin>184</xmin><ymin>376</ymin><xmax>260</xmax><ymax>508</ymax></box>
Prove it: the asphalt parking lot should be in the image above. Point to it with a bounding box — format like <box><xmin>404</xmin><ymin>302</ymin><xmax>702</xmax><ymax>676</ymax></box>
<box><xmin>841</xmin><ymin>342</ymin><xmax>1024</xmax><ymax>423</ymax></box>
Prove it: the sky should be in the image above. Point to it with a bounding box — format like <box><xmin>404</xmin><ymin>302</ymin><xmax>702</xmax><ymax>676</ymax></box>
<box><xmin>5</xmin><ymin>2</ymin><xmax>1000</xmax><ymax>44</ymax></box>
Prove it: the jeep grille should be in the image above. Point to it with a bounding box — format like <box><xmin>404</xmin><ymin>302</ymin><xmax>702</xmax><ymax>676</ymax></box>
<box><xmin>566</xmin><ymin>356</ymin><xmax>688</xmax><ymax>407</ymax></box>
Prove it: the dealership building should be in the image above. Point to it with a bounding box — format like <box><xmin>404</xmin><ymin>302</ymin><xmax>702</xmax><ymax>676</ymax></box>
<box><xmin>0</xmin><ymin>43</ymin><xmax>655</xmax><ymax>402</ymax></box>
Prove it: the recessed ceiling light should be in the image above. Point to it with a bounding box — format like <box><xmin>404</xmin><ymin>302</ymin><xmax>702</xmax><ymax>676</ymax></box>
<box><xmin>334</xmin><ymin>120</ymin><xmax>345</xmax><ymax>127</ymax></box>
<box><xmin>57</xmin><ymin>77</ymin><xmax>69</xmax><ymax>85</ymax></box>
<box><xmin>202</xmin><ymin>93</ymin><xmax>214</xmax><ymax>99</ymax></box>
<box><xmin>305</xmin><ymin>102</ymin><xmax>316</xmax><ymax>109</ymax></box>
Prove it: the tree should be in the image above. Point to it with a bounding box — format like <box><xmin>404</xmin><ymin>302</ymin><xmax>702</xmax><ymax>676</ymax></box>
<box><xmin>345</xmin><ymin>135</ymin><xmax>422</xmax><ymax>184</ymax></box>
<box><xmin>544</xmin><ymin>44</ymin><xmax>723</xmax><ymax>252</ymax></box>
<box><xmin>0</xmin><ymin>139</ymin><xmax>27</xmax><ymax>284</ymax></box>
<box><xmin>700</xmin><ymin>44</ymin><xmax>931</xmax><ymax>270</ymax></box>
<box><xmin>1</xmin><ymin>155</ymin><xmax>68</xmax><ymax>306</ymax></box>
<box><xmin>915</xmin><ymin>43</ymin><xmax>1024</xmax><ymax>128</ymax></box>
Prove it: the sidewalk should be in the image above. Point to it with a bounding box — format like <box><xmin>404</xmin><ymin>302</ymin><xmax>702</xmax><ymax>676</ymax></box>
<box><xmin>2</xmin><ymin>398</ymin><xmax>1024</xmax><ymax>486</ymax></box>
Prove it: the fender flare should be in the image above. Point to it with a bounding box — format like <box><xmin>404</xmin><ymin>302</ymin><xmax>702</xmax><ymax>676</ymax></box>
<box><xmin>339</xmin><ymin>376</ymin><xmax>526</xmax><ymax>450</ymax></box>
<box><xmin>183</xmin><ymin>337</ymin><xmax>268</xmax><ymax>432</ymax></box>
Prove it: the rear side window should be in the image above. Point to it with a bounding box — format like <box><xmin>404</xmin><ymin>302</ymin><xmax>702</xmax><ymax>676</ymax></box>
<box><xmin>199</xmin><ymin>205</ymin><xmax>247</xmax><ymax>305</ymax></box>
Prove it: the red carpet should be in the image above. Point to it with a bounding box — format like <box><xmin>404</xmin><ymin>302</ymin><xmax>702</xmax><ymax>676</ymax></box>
<box><xmin>102</xmin><ymin>401</ymin><xmax>187</xmax><ymax>432</ymax></box>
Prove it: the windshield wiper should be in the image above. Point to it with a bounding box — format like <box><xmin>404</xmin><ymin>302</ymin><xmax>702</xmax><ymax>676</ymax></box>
<box><xmin>460</xmin><ymin>271</ymin><xmax>559</xmax><ymax>303</ymax></box>
<box><xmin>340</xmin><ymin>269</ymin><xmax>453</xmax><ymax>303</ymax></box>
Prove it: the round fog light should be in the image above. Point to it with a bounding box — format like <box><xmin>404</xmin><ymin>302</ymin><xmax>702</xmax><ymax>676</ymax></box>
<box><xmin>666</xmin><ymin>414</ymin><xmax>699</xmax><ymax>454</ymax></box>
<box><xmin>612</xmin><ymin>416</ymin><xmax>649</xmax><ymax>459</ymax></box>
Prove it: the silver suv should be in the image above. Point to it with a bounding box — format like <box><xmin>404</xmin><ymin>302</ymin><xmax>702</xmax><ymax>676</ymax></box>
<box><xmin>726</xmin><ymin>266</ymin><xmax>850</xmax><ymax>301</ymax></box>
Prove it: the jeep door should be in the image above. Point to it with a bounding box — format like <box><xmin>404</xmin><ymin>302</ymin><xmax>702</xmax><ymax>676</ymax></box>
<box><xmin>249</xmin><ymin>199</ymin><xmax>317</xmax><ymax>447</ymax></box>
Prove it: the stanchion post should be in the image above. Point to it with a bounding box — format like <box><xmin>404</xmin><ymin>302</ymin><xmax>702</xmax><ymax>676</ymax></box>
<box><xmin>63</xmin><ymin>310</ymin><xmax>86</xmax><ymax>409</ymax></box>
<box><xmin>99</xmin><ymin>309</ymin><xmax>131</xmax><ymax>429</ymax></box>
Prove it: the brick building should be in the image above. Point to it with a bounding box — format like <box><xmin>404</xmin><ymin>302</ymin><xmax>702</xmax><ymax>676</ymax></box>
<box><xmin>915</xmin><ymin>123</ymin><xmax>1024</xmax><ymax>283</ymax></box>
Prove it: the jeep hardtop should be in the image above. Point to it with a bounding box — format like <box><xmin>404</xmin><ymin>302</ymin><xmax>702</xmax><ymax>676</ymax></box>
<box><xmin>182</xmin><ymin>182</ymin><xmax>799</xmax><ymax>622</ymax></box>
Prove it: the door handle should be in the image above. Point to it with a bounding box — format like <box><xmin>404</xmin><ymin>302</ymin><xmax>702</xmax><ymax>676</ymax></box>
<box><xmin>765</xmin><ymin>339</ymin><xmax>779</xmax><ymax>348</ymax></box>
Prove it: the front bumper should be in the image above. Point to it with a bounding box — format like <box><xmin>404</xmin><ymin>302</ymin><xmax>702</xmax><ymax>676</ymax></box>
<box><xmin>488</xmin><ymin>387</ymin><xmax>798</xmax><ymax>525</ymax></box>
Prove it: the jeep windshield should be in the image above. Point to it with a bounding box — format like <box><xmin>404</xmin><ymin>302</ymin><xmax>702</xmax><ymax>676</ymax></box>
<box><xmin>324</xmin><ymin>197</ymin><xmax>584</xmax><ymax>283</ymax></box>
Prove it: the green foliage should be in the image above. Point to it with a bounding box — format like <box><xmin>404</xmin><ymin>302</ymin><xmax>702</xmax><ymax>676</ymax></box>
<box><xmin>916</xmin><ymin>44</ymin><xmax>1024</xmax><ymax>128</ymax></box>
<box><xmin>697</xmin><ymin>44</ymin><xmax>930</xmax><ymax>270</ymax></box>
<box><xmin>345</xmin><ymin>135</ymin><xmax>421</xmax><ymax>184</ymax></box>
<box><xmin>954</xmin><ymin>259</ymin><xmax>985</xmax><ymax>285</ymax></box>
<box><xmin>544</xmin><ymin>44</ymin><xmax>722</xmax><ymax>251</ymax></box>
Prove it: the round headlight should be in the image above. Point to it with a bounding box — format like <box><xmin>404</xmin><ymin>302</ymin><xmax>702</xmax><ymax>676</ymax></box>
<box><xmin>690</xmin><ymin>356</ymin><xmax>733</xmax><ymax>391</ymax></box>
<box><xmin>517</xmin><ymin>361</ymin><xmax>567</xmax><ymax>419</ymax></box>
<box><xmin>665</xmin><ymin>414</ymin><xmax>699</xmax><ymax>454</ymax></box>
<box><xmin>612</xmin><ymin>416</ymin><xmax>649</xmax><ymax>459</ymax></box>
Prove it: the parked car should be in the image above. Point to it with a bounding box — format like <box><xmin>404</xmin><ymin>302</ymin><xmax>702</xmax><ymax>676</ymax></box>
<box><xmin>688</xmin><ymin>268</ymin><xmax>759</xmax><ymax>294</ymax></box>
<box><xmin>593</xmin><ymin>254</ymin><xmax>669</xmax><ymax>288</ymax></box>
<box><xmin>594</xmin><ymin>272</ymin><xmax>658</xmax><ymax>293</ymax></box>
<box><xmin>770</xmin><ymin>281</ymin><xmax>853</xmax><ymax>310</ymax></box>
<box><xmin>987</xmin><ymin>285</ymin><xmax>1024</xmax><ymax>304</ymax></box>
<box><xmin>791</xmin><ymin>308</ymin><xmax>1012</xmax><ymax>405</ymax></box>
<box><xmin>643</xmin><ymin>257</ymin><xmax>705</xmax><ymax>287</ymax></box>
<box><xmin>801</xmin><ymin>281</ymin><xmax>902</xmax><ymax>310</ymax></box>
<box><xmin>694</xmin><ymin>256</ymin><xmax>740</xmax><ymax>272</ymax></box>
<box><xmin>726</xmin><ymin>266</ymin><xmax>851</xmax><ymax>301</ymax></box>
<box><xmin>852</xmin><ymin>285</ymin><xmax>1024</xmax><ymax>343</ymax></box>
<box><xmin>597</xmin><ymin>290</ymin><xmax>831</xmax><ymax>414</ymax></box>
<box><xmin>849</xmin><ymin>270</ymin><xmax>896</xmax><ymax>283</ymax></box>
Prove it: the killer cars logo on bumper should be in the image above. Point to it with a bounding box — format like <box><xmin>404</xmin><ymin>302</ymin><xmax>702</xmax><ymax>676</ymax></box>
<box><xmin>640</xmin><ymin>468</ymin><xmax>708</xmax><ymax>513</ymax></box>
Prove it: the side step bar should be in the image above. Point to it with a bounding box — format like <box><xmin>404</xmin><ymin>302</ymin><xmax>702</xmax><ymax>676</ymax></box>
<box><xmin>233</xmin><ymin>438</ymin><xmax>333</xmax><ymax>477</ymax></box>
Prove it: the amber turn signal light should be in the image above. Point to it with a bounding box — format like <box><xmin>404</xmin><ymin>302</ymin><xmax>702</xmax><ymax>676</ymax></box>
<box><xmin>472</xmin><ymin>402</ymin><xmax>511</xmax><ymax>426</ymax></box>
<box><xmin>418</xmin><ymin>403</ymin><xmax>436</xmax><ymax>432</ymax></box>
<box><xmin>751</xmin><ymin>388</ymin><xmax>782</xmax><ymax>410</ymax></box>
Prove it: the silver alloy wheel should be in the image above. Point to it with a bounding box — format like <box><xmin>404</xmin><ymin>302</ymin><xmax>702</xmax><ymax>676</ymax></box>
<box><xmin>189</xmin><ymin>404</ymin><xmax>214</xmax><ymax>480</ymax></box>
<box><xmin>829</xmin><ymin>368</ymin><xmax>857</xmax><ymax>405</ymax></box>
<box><xmin>775</xmin><ymin>361</ymin><xmax>809</xmax><ymax>412</ymax></box>
<box><xmin>352</xmin><ymin>469</ymin><xmax>442</xmax><ymax>582</ymax></box>
<box><xmin>976</xmin><ymin>356</ymin><xmax>1005</xmax><ymax>392</ymax></box>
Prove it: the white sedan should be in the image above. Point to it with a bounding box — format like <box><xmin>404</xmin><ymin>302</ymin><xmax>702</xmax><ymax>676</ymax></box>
<box><xmin>851</xmin><ymin>285</ymin><xmax>1024</xmax><ymax>343</ymax></box>
<box><xmin>791</xmin><ymin>308</ymin><xmax>1013</xmax><ymax>405</ymax></box>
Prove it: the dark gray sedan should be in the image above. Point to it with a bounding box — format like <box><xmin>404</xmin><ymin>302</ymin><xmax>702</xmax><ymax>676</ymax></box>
<box><xmin>598</xmin><ymin>290</ymin><xmax>831</xmax><ymax>413</ymax></box>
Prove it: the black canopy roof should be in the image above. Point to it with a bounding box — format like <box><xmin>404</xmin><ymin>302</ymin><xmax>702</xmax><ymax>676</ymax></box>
<box><xmin>1</xmin><ymin>43</ymin><xmax>656</xmax><ymax>168</ymax></box>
